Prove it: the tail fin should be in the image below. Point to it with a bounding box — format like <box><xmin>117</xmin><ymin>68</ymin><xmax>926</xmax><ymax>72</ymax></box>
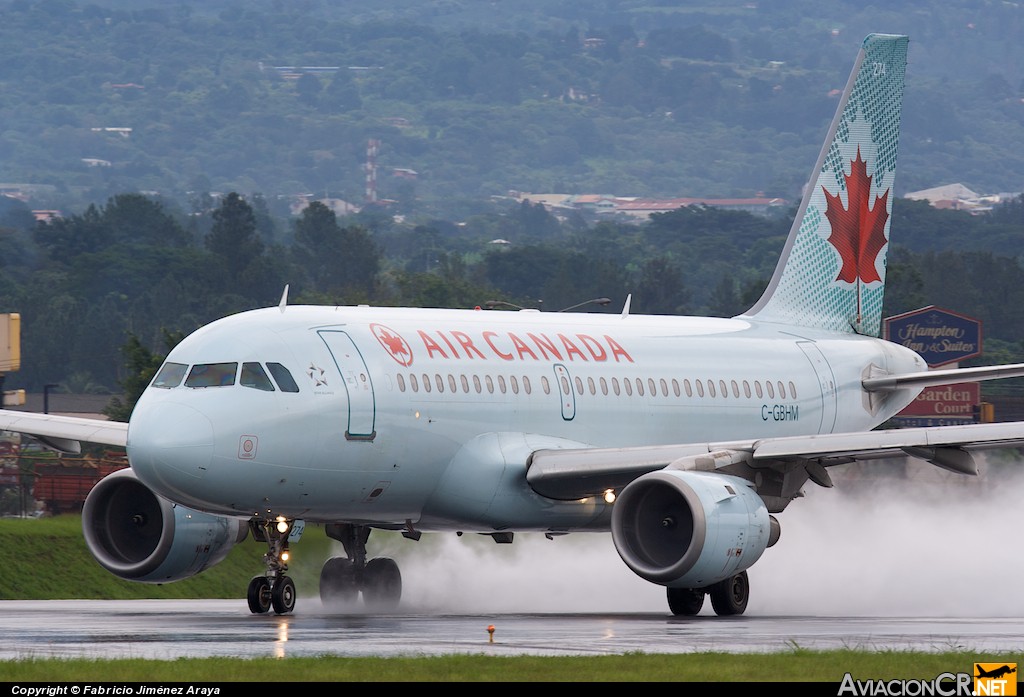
<box><xmin>739</xmin><ymin>34</ymin><xmax>909</xmax><ymax>337</ymax></box>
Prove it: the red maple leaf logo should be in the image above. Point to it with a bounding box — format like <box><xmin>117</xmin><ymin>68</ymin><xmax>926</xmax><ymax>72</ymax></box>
<box><xmin>823</xmin><ymin>147</ymin><xmax>889</xmax><ymax>285</ymax></box>
<box><xmin>371</xmin><ymin>323</ymin><xmax>413</xmax><ymax>366</ymax></box>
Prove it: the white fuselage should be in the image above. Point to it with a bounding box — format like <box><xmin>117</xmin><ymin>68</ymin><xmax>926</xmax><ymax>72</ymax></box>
<box><xmin>125</xmin><ymin>305</ymin><xmax>925</xmax><ymax>530</ymax></box>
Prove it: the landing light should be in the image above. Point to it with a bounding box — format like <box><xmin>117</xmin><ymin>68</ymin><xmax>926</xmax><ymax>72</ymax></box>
<box><xmin>280</xmin><ymin>551</ymin><xmax>290</xmax><ymax>562</ymax></box>
<box><xmin>276</xmin><ymin>517</ymin><xmax>289</xmax><ymax>534</ymax></box>
<box><xmin>603</xmin><ymin>489</ymin><xmax>616</xmax><ymax>504</ymax></box>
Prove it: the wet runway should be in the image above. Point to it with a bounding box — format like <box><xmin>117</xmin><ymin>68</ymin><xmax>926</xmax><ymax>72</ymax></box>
<box><xmin>1</xmin><ymin>599</ymin><xmax>1022</xmax><ymax>660</ymax></box>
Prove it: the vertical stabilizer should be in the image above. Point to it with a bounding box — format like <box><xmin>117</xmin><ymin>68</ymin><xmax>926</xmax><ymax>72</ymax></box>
<box><xmin>739</xmin><ymin>34</ymin><xmax>908</xmax><ymax>337</ymax></box>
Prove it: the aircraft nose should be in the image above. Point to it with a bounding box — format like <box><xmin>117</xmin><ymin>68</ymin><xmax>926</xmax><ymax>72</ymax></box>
<box><xmin>127</xmin><ymin>401</ymin><xmax>214</xmax><ymax>493</ymax></box>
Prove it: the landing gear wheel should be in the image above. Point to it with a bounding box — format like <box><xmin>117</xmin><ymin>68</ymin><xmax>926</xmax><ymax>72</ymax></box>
<box><xmin>709</xmin><ymin>571</ymin><xmax>749</xmax><ymax>616</ymax></box>
<box><xmin>271</xmin><ymin>575</ymin><xmax>296</xmax><ymax>615</ymax></box>
<box><xmin>362</xmin><ymin>557</ymin><xmax>402</xmax><ymax>610</ymax></box>
<box><xmin>667</xmin><ymin>587</ymin><xmax>705</xmax><ymax>616</ymax></box>
<box><xmin>247</xmin><ymin>576</ymin><xmax>272</xmax><ymax>614</ymax></box>
<box><xmin>320</xmin><ymin>557</ymin><xmax>358</xmax><ymax>607</ymax></box>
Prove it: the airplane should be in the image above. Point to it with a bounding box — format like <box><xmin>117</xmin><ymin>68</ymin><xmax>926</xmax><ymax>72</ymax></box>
<box><xmin>976</xmin><ymin>665</ymin><xmax>1017</xmax><ymax>680</ymax></box>
<box><xmin>3</xmin><ymin>32</ymin><xmax>1024</xmax><ymax>618</ymax></box>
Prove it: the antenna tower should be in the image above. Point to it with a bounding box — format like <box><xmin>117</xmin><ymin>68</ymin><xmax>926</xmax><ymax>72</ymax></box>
<box><xmin>365</xmin><ymin>139</ymin><xmax>379</xmax><ymax>204</ymax></box>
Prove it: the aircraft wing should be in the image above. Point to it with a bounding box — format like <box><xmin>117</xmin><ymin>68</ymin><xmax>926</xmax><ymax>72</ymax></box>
<box><xmin>0</xmin><ymin>409</ymin><xmax>128</xmax><ymax>454</ymax></box>
<box><xmin>527</xmin><ymin>421</ymin><xmax>1024</xmax><ymax>501</ymax></box>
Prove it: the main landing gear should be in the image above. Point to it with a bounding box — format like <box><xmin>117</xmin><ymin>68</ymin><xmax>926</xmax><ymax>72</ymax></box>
<box><xmin>319</xmin><ymin>523</ymin><xmax>402</xmax><ymax>611</ymax></box>
<box><xmin>247</xmin><ymin>517</ymin><xmax>298</xmax><ymax>615</ymax></box>
<box><xmin>667</xmin><ymin>570</ymin><xmax>749</xmax><ymax>617</ymax></box>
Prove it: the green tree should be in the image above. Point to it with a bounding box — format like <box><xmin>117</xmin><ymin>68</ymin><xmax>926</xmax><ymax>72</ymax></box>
<box><xmin>103</xmin><ymin>330</ymin><xmax>184</xmax><ymax>422</ymax></box>
<box><xmin>292</xmin><ymin>201</ymin><xmax>380</xmax><ymax>297</ymax></box>
<box><xmin>204</xmin><ymin>192</ymin><xmax>274</xmax><ymax>299</ymax></box>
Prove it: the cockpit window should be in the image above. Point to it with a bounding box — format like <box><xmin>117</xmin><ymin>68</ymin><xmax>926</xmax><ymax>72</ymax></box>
<box><xmin>185</xmin><ymin>362</ymin><xmax>237</xmax><ymax>388</ymax></box>
<box><xmin>240</xmin><ymin>362</ymin><xmax>275</xmax><ymax>391</ymax></box>
<box><xmin>267</xmin><ymin>362</ymin><xmax>300</xmax><ymax>393</ymax></box>
<box><xmin>152</xmin><ymin>362</ymin><xmax>187</xmax><ymax>388</ymax></box>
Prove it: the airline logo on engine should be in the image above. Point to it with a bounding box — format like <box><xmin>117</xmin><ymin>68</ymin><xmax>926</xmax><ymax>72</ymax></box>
<box><xmin>369</xmin><ymin>323</ymin><xmax>634</xmax><ymax>367</ymax></box>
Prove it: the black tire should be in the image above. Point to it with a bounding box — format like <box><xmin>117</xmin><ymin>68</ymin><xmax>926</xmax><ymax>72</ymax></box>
<box><xmin>247</xmin><ymin>576</ymin><xmax>272</xmax><ymax>614</ymax></box>
<box><xmin>362</xmin><ymin>557</ymin><xmax>402</xmax><ymax>610</ymax></box>
<box><xmin>667</xmin><ymin>587</ymin><xmax>705</xmax><ymax>616</ymax></box>
<box><xmin>708</xmin><ymin>571</ymin><xmax>749</xmax><ymax>616</ymax></box>
<box><xmin>271</xmin><ymin>575</ymin><xmax>297</xmax><ymax>615</ymax></box>
<box><xmin>319</xmin><ymin>557</ymin><xmax>358</xmax><ymax>607</ymax></box>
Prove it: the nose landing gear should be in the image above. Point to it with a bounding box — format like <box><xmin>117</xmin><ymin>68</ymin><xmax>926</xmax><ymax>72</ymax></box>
<box><xmin>247</xmin><ymin>517</ymin><xmax>298</xmax><ymax>615</ymax></box>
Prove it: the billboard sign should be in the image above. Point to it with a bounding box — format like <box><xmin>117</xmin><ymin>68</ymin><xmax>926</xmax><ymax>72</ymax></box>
<box><xmin>883</xmin><ymin>305</ymin><xmax>981</xmax><ymax>368</ymax></box>
<box><xmin>896</xmin><ymin>382</ymin><xmax>980</xmax><ymax>419</ymax></box>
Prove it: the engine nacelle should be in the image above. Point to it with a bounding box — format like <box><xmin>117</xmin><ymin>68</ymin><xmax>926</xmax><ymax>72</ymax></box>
<box><xmin>82</xmin><ymin>468</ymin><xmax>248</xmax><ymax>583</ymax></box>
<box><xmin>611</xmin><ymin>469</ymin><xmax>777</xmax><ymax>588</ymax></box>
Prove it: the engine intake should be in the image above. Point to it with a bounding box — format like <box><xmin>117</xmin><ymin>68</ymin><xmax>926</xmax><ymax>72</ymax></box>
<box><xmin>82</xmin><ymin>468</ymin><xmax>248</xmax><ymax>583</ymax></box>
<box><xmin>611</xmin><ymin>469</ymin><xmax>777</xmax><ymax>588</ymax></box>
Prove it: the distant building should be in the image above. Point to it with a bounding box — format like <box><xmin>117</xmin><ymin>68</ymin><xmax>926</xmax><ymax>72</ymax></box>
<box><xmin>610</xmin><ymin>196</ymin><xmax>787</xmax><ymax>220</ymax></box>
<box><xmin>904</xmin><ymin>183</ymin><xmax>1014</xmax><ymax>213</ymax></box>
<box><xmin>512</xmin><ymin>192</ymin><xmax>787</xmax><ymax>221</ymax></box>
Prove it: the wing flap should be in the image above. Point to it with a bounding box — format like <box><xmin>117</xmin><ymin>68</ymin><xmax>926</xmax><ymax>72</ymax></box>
<box><xmin>0</xmin><ymin>409</ymin><xmax>128</xmax><ymax>454</ymax></box>
<box><xmin>527</xmin><ymin>422</ymin><xmax>1024</xmax><ymax>501</ymax></box>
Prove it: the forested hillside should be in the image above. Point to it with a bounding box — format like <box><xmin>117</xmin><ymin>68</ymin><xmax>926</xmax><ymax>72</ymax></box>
<box><xmin>0</xmin><ymin>0</ymin><xmax>1022</xmax><ymax>218</ymax></box>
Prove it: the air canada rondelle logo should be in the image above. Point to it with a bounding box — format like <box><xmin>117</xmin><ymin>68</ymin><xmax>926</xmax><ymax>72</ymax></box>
<box><xmin>371</xmin><ymin>323</ymin><xmax>414</xmax><ymax>367</ymax></box>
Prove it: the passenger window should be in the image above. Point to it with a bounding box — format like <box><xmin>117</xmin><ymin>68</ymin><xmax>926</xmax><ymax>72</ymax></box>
<box><xmin>707</xmin><ymin>380</ymin><xmax>715</xmax><ymax>398</ymax></box>
<box><xmin>448</xmin><ymin>374</ymin><xmax>458</xmax><ymax>393</ymax></box>
<box><xmin>422</xmin><ymin>374</ymin><xmax>431</xmax><ymax>393</ymax></box>
<box><xmin>541</xmin><ymin>376</ymin><xmax>550</xmax><ymax>394</ymax></box>
<box><xmin>435</xmin><ymin>374</ymin><xmax>444</xmax><ymax>393</ymax></box>
<box><xmin>460</xmin><ymin>375</ymin><xmax>469</xmax><ymax>393</ymax></box>
<box><xmin>473</xmin><ymin>375</ymin><xmax>482</xmax><ymax>393</ymax></box>
<box><xmin>498</xmin><ymin>375</ymin><xmax>507</xmax><ymax>393</ymax></box>
<box><xmin>588</xmin><ymin>377</ymin><xmax>596</xmax><ymax>395</ymax></box>
<box><xmin>600</xmin><ymin>377</ymin><xmax>608</xmax><ymax>395</ymax></box>
<box><xmin>778</xmin><ymin>381</ymin><xmax>786</xmax><ymax>399</ymax></box>
<box><xmin>185</xmin><ymin>362</ymin><xmax>237</xmax><ymax>388</ymax></box>
<box><xmin>486</xmin><ymin>375</ymin><xmax>494</xmax><ymax>393</ymax></box>
<box><xmin>624</xmin><ymin>379</ymin><xmax>632</xmax><ymax>396</ymax></box>
<box><xmin>575</xmin><ymin>377</ymin><xmax>584</xmax><ymax>395</ymax></box>
<box><xmin>743</xmin><ymin>380</ymin><xmax>751</xmax><ymax>398</ymax></box>
<box><xmin>684</xmin><ymin>379</ymin><xmax>693</xmax><ymax>397</ymax></box>
<box><xmin>648</xmin><ymin>378</ymin><xmax>657</xmax><ymax>396</ymax></box>
<box><xmin>241</xmin><ymin>362</ymin><xmax>275</xmax><ymax>391</ymax></box>
<box><xmin>696</xmin><ymin>380</ymin><xmax>704</xmax><ymax>398</ymax></box>
<box><xmin>789</xmin><ymin>381</ymin><xmax>797</xmax><ymax>399</ymax></box>
<box><xmin>410</xmin><ymin>373</ymin><xmax>419</xmax><ymax>392</ymax></box>
<box><xmin>719</xmin><ymin>380</ymin><xmax>728</xmax><ymax>398</ymax></box>
<box><xmin>766</xmin><ymin>380</ymin><xmax>775</xmax><ymax>399</ymax></box>
<box><xmin>267</xmin><ymin>363</ymin><xmax>300</xmax><ymax>393</ymax></box>
<box><xmin>635</xmin><ymin>378</ymin><xmax>644</xmax><ymax>396</ymax></box>
<box><xmin>671</xmin><ymin>379</ymin><xmax>679</xmax><ymax>397</ymax></box>
<box><xmin>523</xmin><ymin>376</ymin><xmax>532</xmax><ymax>394</ymax></box>
<box><xmin>510</xmin><ymin>375</ymin><xmax>519</xmax><ymax>394</ymax></box>
<box><xmin>152</xmin><ymin>362</ymin><xmax>187</xmax><ymax>388</ymax></box>
<box><xmin>731</xmin><ymin>380</ymin><xmax>740</xmax><ymax>398</ymax></box>
<box><xmin>660</xmin><ymin>378</ymin><xmax>668</xmax><ymax>397</ymax></box>
<box><xmin>397</xmin><ymin>374</ymin><xmax>406</xmax><ymax>392</ymax></box>
<box><xmin>612</xmin><ymin>378</ymin><xmax>620</xmax><ymax>396</ymax></box>
<box><xmin>755</xmin><ymin>381</ymin><xmax>763</xmax><ymax>399</ymax></box>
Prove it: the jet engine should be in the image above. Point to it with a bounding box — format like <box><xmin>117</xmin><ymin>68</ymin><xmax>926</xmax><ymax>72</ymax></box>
<box><xmin>610</xmin><ymin>469</ymin><xmax>778</xmax><ymax>588</ymax></box>
<box><xmin>82</xmin><ymin>468</ymin><xmax>248</xmax><ymax>583</ymax></box>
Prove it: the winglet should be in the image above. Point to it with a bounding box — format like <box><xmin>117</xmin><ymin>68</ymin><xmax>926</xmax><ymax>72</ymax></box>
<box><xmin>621</xmin><ymin>294</ymin><xmax>632</xmax><ymax>319</ymax></box>
<box><xmin>278</xmin><ymin>284</ymin><xmax>289</xmax><ymax>313</ymax></box>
